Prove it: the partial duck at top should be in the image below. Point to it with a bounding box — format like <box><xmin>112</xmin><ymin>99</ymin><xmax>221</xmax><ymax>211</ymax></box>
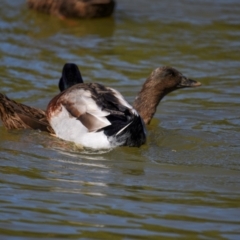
<box><xmin>0</xmin><ymin>63</ymin><xmax>201</xmax><ymax>149</ymax></box>
<box><xmin>27</xmin><ymin>0</ymin><xmax>115</xmax><ymax>19</ymax></box>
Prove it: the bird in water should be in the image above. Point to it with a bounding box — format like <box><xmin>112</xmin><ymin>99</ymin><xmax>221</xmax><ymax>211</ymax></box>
<box><xmin>0</xmin><ymin>64</ymin><xmax>201</xmax><ymax>149</ymax></box>
<box><xmin>27</xmin><ymin>0</ymin><xmax>115</xmax><ymax>19</ymax></box>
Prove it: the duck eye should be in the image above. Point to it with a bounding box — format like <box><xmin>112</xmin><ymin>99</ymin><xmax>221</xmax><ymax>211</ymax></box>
<box><xmin>166</xmin><ymin>69</ymin><xmax>175</xmax><ymax>77</ymax></box>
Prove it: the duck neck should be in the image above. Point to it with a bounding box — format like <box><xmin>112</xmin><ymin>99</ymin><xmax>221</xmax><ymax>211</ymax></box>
<box><xmin>133</xmin><ymin>81</ymin><xmax>166</xmax><ymax>125</ymax></box>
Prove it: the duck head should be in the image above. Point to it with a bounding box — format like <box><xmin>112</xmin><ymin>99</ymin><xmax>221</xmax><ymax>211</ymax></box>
<box><xmin>133</xmin><ymin>66</ymin><xmax>201</xmax><ymax>125</ymax></box>
<box><xmin>58</xmin><ymin>63</ymin><xmax>84</xmax><ymax>92</ymax></box>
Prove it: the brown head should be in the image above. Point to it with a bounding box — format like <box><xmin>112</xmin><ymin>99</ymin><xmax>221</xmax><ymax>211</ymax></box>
<box><xmin>133</xmin><ymin>66</ymin><xmax>201</xmax><ymax>125</ymax></box>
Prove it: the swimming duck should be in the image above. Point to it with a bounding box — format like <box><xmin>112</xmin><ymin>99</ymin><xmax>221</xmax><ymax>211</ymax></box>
<box><xmin>0</xmin><ymin>64</ymin><xmax>201</xmax><ymax>149</ymax></box>
<box><xmin>0</xmin><ymin>63</ymin><xmax>83</xmax><ymax>133</ymax></box>
<box><xmin>27</xmin><ymin>0</ymin><xmax>115</xmax><ymax>19</ymax></box>
<box><xmin>46</xmin><ymin>82</ymin><xmax>146</xmax><ymax>149</ymax></box>
<box><xmin>45</xmin><ymin>66</ymin><xmax>201</xmax><ymax>149</ymax></box>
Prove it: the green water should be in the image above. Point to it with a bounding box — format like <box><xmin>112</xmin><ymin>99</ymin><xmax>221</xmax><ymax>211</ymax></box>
<box><xmin>0</xmin><ymin>0</ymin><xmax>240</xmax><ymax>239</ymax></box>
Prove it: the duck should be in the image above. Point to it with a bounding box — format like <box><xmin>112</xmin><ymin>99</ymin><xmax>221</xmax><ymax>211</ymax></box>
<box><xmin>0</xmin><ymin>63</ymin><xmax>83</xmax><ymax>133</ymax></box>
<box><xmin>46</xmin><ymin>81</ymin><xmax>146</xmax><ymax>149</ymax></box>
<box><xmin>0</xmin><ymin>64</ymin><xmax>201</xmax><ymax>149</ymax></box>
<box><xmin>27</xmin><ymin>0</ymin><xmax>115</xmax><ymax>19</ymax></box>
<box><xmin>45</xmin><ymin>65</ymin><xmax>201</xmax><ymax>149</ymax></box>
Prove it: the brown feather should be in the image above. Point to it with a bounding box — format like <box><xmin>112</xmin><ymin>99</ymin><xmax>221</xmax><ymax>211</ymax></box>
<box><xmin>0</xmin><ymin>93</ymin><xmax>54</xmax><ymax>133</ymax></box>
<box><xmin>77</xmin><ymin>112</ymin><xmax>108</xmax><ymax>132</ymax></box>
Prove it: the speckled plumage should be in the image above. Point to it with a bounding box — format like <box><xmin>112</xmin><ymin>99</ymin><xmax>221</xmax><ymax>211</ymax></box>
<box><xmin>0</xmin><ymin>93</ymin><xmax>54</xmax><ymax>133</ymax></box>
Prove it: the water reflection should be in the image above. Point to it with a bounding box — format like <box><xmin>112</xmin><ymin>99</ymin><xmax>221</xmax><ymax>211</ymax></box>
<box><xmin>26</xmin><ymin>13</ymin><xmax>116</xmax><ymax>39</ymax></box>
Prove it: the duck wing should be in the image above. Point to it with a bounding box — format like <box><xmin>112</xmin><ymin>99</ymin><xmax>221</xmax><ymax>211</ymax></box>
<box><xmin>47</xmin><ymin>83</ymin><xmax>137</xmax><ymax>134</ymax></box>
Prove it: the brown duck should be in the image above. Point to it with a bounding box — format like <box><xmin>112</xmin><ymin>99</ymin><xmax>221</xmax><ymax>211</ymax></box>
<box><xmin>0</xmin><ymin>64</ymin><xmax>201</xmax><ymax>148</ymax></box>
<box><xmin>27</xmin><ymin>0</ymin><xmax>115</xmax><ymax>19</ymax></box>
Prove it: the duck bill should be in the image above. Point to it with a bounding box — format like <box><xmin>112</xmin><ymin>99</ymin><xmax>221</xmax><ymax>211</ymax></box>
<box><xmin>177</xmin><ymin>77</ymin><xmax>201</xmax><ymax>88</ymax></box>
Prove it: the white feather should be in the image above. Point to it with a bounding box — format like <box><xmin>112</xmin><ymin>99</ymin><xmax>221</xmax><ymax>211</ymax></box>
<box><xmin>116</xmin><ymin>121</ymin><xmax>133</xmax><ymax>136</ymax></box>
<box><xmin>50</xmin><ymin>106</ymin><xmax>112</xmax><ymax>149</ymax></box>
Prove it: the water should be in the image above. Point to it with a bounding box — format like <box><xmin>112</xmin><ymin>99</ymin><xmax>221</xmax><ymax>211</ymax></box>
<box><xmin>0</xmin><ymin>0</ymin><xmax>240</xmax><ymax>239</ymax></box>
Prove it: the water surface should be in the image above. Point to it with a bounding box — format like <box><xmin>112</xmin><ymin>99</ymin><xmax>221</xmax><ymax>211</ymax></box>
<box><xmin>0</xmin><ymin>0</ymin><xmax>240</xmax><ymax>239</ymax></box>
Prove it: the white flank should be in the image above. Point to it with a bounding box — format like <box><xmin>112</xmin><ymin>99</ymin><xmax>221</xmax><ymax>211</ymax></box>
<box><xmin>50</xmin><ymin>106</ymin><xmax>111</xmax><ymax>149</ymax></box>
